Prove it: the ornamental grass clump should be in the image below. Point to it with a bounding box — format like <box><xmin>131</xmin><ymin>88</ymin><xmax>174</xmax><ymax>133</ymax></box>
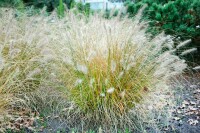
<box><xmin>54</xmin><ymin>8</ymin><xmax>187</xmax><ymax>130</ymax></box>
<box><xmin>0</xmin><ymin>9</ymin><xmax>55</xmax><ymax>114</ymax></box>
<box><xmin>0</xmin><ymin>7</ymin><xmax>190</xmax><ymax>131</ymax></box>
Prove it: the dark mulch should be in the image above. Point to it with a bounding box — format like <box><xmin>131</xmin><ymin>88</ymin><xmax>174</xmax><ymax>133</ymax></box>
<box><xmin>166</xmin><ymin>72</ymin><xmax>200</xmax><ymax>133</ymax></box>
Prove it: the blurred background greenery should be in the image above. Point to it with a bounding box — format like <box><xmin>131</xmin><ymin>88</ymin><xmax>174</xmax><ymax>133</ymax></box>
<box><xmin>125</xmin><ymin>0</ymin><xmax>200</xmax><ymax>66</ymax></box>
<box><xmin>0</xmin><ymin>0</ymin><xmax>199</xmax><ymax>65</ymax></box>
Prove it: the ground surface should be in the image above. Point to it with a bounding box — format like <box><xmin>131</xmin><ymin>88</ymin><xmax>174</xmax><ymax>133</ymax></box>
<box><xmin>3</xmin><ymin>73</ymin><xmax>200</xmax><ymax>133</ymax></box>
<box><xmin>167</xmin><ymin>73</ymin><xmax>200</xmax><ymax>133</ymax></box>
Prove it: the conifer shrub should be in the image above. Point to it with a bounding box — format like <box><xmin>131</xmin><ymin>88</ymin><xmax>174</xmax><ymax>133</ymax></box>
<box><xmin>125</xmin><ymin>0</ymin><xmax>200</xmax><ymax>64</ymax></box>
<box><xmin>125</xmin><ymin>0</ymin><xmax>200</xmax><ymax>40</ymax></box>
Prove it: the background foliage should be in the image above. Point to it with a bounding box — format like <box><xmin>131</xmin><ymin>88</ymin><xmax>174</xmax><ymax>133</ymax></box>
<box><xmin>0</xmin><ymin>0</ymin><xmax>74</xmax><ymax>11</ymax></box>
<box><xmin>0</xmin><ymin>0</ymin><xmax>90</xmax><ymax>17</ymax></box>
<box><xmin>0</xmin><ymin>0</ymin><xmax>199</xmax><ymax>64</ymax></box>
<box><xmin>125</xmin><ymin>0</ymin><xmax>200</xmax><ymax>64</ymax></box>
<box><xmin>125</xmin><ymin>0</ymin><xmax>200</xmax><ymax>40</ymax></box>
<box><xmin>0</xmin><ymin>0</ymin><xmax>25</xmax><ymax>10</ymax></box>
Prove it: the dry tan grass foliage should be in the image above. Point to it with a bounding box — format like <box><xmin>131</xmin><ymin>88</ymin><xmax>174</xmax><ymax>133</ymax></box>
<box><xmin>0</xmin><ymin>9</ymin><xmax>56</xmax><ymax>116</ymax></box>
<box><xmin>0</xmin><ymin>7</ymin><xmax>190</xmax><ymax>131</ymax></box>
<box><xmin>51</xmin><ymin>8</ymin><xmax>187</xmax><ymax>130</ymax></box>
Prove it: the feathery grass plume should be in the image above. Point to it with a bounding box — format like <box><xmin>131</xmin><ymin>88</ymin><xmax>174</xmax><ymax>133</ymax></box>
<box><xmin>176</xmin><ymin>39</ymin><xmax>191</xmax><ymax>49</ymax></box>
<box><xmin>193</xmin><ymin>66</ymin><xmax>200</xmax><ymax>70</ymax></box>
<box><xmin>52</xmin><ymin>7</ymin><xmax>187</xmax><ymax>131</ymax></box>
<box><xmin>180</xmin><ymin>48</ymin><xmax>197</xmax><ymax>56</ymax></box>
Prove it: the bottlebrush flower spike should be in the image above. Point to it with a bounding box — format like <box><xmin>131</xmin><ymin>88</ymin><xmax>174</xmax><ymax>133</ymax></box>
<box><xmin>100</xmin><ymin>93</ymin><xmax>105</xmax><ymax>97</ymax></box>
<box><xmin>75</xmin><ymin>79</ymin><xmax>83</xmax><ymax>86</ymax></box>
<box><xmin>107</xmin><ymin>87</ymin><xmax>115</xmax><ymax>94</ymax></box>
<box><xmin>119</xmin><ymin>90</ymin><xmax>125</xmax><ymax>98</ymax></box>
<box><xmin>76</xmin><ymin>64</ymin><xmax>88</xmax><ymax>74</ymax></box>
<box><xmin>111</xmin><ymin>60</ymin><xmax>116</xmax><ymax>73</ymax></box>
